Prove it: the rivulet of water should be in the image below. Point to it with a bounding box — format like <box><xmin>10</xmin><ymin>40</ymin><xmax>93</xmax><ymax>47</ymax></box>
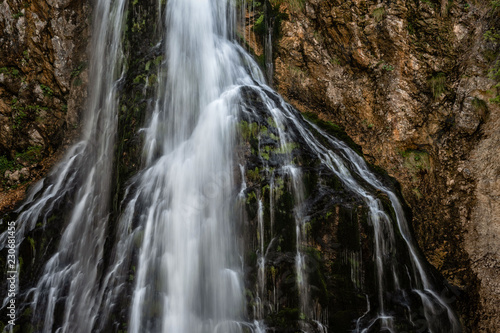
<box><xmin>0</xmin><ymin>1</ymin><xmax>127</xmax><ymax>332</ymax></box>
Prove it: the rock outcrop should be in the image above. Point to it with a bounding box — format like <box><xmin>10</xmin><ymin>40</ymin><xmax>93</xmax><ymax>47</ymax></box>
<box><xmin>0</xmin><ymin>0</ymin><xmax>90</xmax><ymax>208</ymax></box>
<box><xmin>259</xmin><ymin>0</ymin><xmax>500</xmax><ymax>330</ymax></box>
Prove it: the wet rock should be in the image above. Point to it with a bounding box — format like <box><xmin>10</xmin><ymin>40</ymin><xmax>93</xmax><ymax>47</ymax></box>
<box><xmin>266</xmin><ymin>0</ymin><xmax>500</xmax><ymax>330</ymax></box>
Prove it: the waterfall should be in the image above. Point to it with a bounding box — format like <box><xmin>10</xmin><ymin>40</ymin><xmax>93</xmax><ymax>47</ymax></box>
<box><xmin>0</xmin><ymin>0</ymin><xmax>462</xmax><ymax>332</ymax></box>
<box><xmin>0</xmin><ymin>1</ymin><xmax>126</xmax><ymax>332</ymax></box>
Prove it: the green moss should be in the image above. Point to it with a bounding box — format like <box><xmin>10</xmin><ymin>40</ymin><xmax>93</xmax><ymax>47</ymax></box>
<box><xmin>399</xmin><ymin>149</ymin><xmax>430</xmax><ymax>172</ymax></box>
<box><xmin>277</xmin><ymin>142</ymin><xmax>299</xmax><ymax>154</ymax></box>
<box><xmin>484</xmin><ymin>29</ymin><xmax>500</xmax><ymax>43</ymax></box>
<box><xmin>27</xmin><ymin>237</ymin><xmax>35</xmax><ymax>253</ymax></box>
<box><xmin>382</xmin><ymin>64</ymin><xmax>394</xmax><ymax>71</ymax></box>
<box><xmin>472</xmin><ymin>97</ymin><xmax>488</xmax><ymax>111</ymax></box>
<box><xmin>429</xmin><ymin>73</ymin><xmax>446</xmax><ymax>99</ymax></box>
<box><xmin>246</xmin><ymin>191</ymin><xmax>257</xmax><ymax>205</ymax></box>
<box><xmin>40</xmin><ymin>84</ymin><xmax>53</xmax><ymax>96</ymax></box>
<box><xmin>15</xmin><ymin>146</ymin><xmax>42</xmax><ymax>164</ymax></box>
<box><xmin>0</xmin><ymin>156</ymin><xmax>14</xmax><ymax>175</ymax></box>
<box><xmin>71</xmin><ymin>62</ymin><xmax>86</xmax><ymax>78</ymax></box>
<box><xmin>247</xmin><ymin>167</ymin><xmax>261</xmax><ymax>183</ymax></box>
<box><xmin>253</xmin><ymin>14</ymin><xmax>265</xmax><ymax>36</ymax></box>
<box><xmin>372</xmin><ymin>7</ymin><xmax>385</xmax><ymax>22</ymax></box>
<box><xmin>240</xmin><ymin>121</ymin><xmax>259</xmax><ymax>141</ymax></box>
<box><xmin>133</xmin><ymin>74</ymin><xmax>146</xmax><ymax>84</ymax></box>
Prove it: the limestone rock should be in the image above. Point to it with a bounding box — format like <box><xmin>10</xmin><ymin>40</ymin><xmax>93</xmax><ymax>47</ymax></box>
<box><xmin>269</xmin><ymin>0</ymin><xmax>500</xmax><ymax>330</ymax></box>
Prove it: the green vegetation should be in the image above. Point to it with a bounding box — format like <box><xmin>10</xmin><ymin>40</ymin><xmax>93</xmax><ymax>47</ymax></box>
<box><xmin>429</xmin><ymin>72</ymin><xmax>446</xmax><ymax>99</ymax></box>
<box><xmin>247</xmin><ymin>168</ymin><xmax>262</xmax><ymax>183</ymax></box>
<box><xmin>71</xmin><ymin>62</ymin><xmax>86</xmax><ymax>78</ymax></box>
<box><xmin>239</xmin><ymin>121</ymin><xmax>259</xmax><ymax>141</ymax></box>
<box><xmin>253</xmin><ymin>14</ymin><xmax>265</xmax><ymax>36</ymax></box>
<box><xmin>40</xmin><ymin>84</ymin><xmax>54</xmax><ymax>96</ymax></box>
<box><xmin>11</xmin><ymin>99</ymin><xmax>48</xmax><ymax>129</ymax></box>
<box><xmin>483</xmin><ymin>28</ymin><xmax>500</xmax><ymax>103</ymax></box>
<box><xmin>13</xmin><ymin>12</ymin><xmax>24</xmax><ymax>19</ymax></box>
<box><xmin>484</xmin><ymin>29</ymin><xmax>500</xmax><ymax>43</ymax></box>
<box><xmin>382</xmin><ymin>64</ymin><xmax>394</xmax><ymax>71</ymax></box>
<box><xmin>0</xmin><ymin>156</ymin><xmax>15</xmax><ymax>175</ymax></box>
<box><xmin>472</xmin><ymin>97</ymin><xmax>488</xmax><ymax>112</ymax></box>
<box><xmin>12</xmin><ymin>110</ymin><xmax>27</xmax><ymax>129</ymax></box>
<box><xmin>399</xmin><ymin>149</ymin><xmax>430</xmax><ymax>172</ymax></box>
<box><xmin>16</xmin><ymin>146</ymin><xmax>42</xmax><ymax>164</ymax></box>
<box><xmin>330</xmin><ymin>56</ymin><xmax>341</xmax><ymax>66</ymax></box>
<box><xmin>372</xmin><ymin>7</ymin><xmax>385</xmax><ymax>22</ymax></box>
<box><xmin>0</xmin><ymin>67</ymin><xmax>20</xmax><ymax>76</ymax></box>
<box><xmin>0</xmin><ymin>146</ymin><xmax>42</xmax><ymax>183</ymax></box>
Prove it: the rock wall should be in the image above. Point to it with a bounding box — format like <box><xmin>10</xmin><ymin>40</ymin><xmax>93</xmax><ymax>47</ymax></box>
<box><xmin>0</xmin><ymin>0</ymin><xmax>89</xmax><ymax>210</ymax></box>
<box><xmin>261</xmin><ymin>0</ymin><xmax>500</xmax><ymax>331</ymax></box>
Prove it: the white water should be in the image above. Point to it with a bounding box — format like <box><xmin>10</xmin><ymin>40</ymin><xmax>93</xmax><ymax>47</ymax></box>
<box><xmin>0</xmin><ymin>0</ymin><xmax>462</xmax><ymax>332</ymax></box>
<box><xmin>0</xmin><ymin>1</ymin><xmax>126</xmax><ymax>332</ymax></box>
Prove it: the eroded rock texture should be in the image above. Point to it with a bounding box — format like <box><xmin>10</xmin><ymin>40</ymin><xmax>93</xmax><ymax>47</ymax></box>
<box><xmin>263</xmin><ymin>0</ymin><xmax>500</xmax><ymax>331</ymax></box>
<box><xmin>0</xmin><ymin>0</ymin><xmax>89</xmax><ymax>207</ymax></box>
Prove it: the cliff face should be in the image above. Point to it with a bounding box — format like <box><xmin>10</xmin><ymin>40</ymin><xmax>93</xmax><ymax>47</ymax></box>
<box><xmin>264</xmin><ymin>0</ymin><xmax>500</xmax><ymax>330</ymax></box>
<box><xmin>0</xmin><ymin>0</ymin><xmax>89</xmax><ymax>210</ymax></box>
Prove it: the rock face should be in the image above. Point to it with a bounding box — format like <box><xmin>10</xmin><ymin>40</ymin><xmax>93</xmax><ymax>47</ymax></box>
<box><xmin>260</xmin><ymin>0</ymin><xmax>500</xmax><ymax>331</ymax></box>
<box><xmin>0</xmin><ymin>0</ymin><xmax>90</xmax><ymax>204</ymax></box>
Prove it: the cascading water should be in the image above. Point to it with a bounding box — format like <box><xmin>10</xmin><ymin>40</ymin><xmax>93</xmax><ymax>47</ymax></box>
<box><xmin>0</xmin><ymin>0</ymin><xmax>463</xmax><ymax>332</ymax></box>
<box><xmin>1</xmin><ymin>1</ymin><xmax>126</xmax><ymax>332</ymax></box>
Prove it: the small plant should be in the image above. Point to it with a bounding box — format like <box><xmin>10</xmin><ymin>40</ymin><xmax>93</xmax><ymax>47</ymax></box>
<box><xmin>13</xmin><ymin>12</ymin><xmax>24</xmax><ymax>19</ymax></box>
<box><xmin>373</xmin><ymin>7</ymin><xmax>385</xmax><ymax>22</ymax></box>
<box><xmin>472</xmin><ymin>97</ymin><xmax>488</xmax><ymax>111</ymax></box>
<box><xmin>429</xmin><ymin>73</ymin><xmax>446</xmax><ymax>98</ymax></box>
<box><xmin>71</xmin><ymin>63</ymin><xmax>86</xmax><ymax>78</ymax></box>
<box><xmin>15</xmin><ymin>146</ymin><xmax>42</xmax><ymax>164</ymax></box>
<box><xmin>12</xmin><ymin>110</ymin><xmax>27</xmax><ymax>130</ymax></box>
<box><xmin>11</xmin><ymin>69</ymin><xmax>19</xmax><ymax>76</ymax></box>
<box><xmin>488</xmin><ymin>61</ymin><xmax>500</xmax><ymax>80</ymax></box>
<box><xmin>0</xmin><ymin>156</ymin><xmax>14</xmax><ymax>175</ymax></box>
<box><xmin>492</xmin><ymin>0</ymin><xmax>500</xmax><ymax>8</ymax></box>
<box><xmin>382</xmin><ymin>64</ymin><xmax>394</xmax><ymax>71</ymax></box>
<box><xmin>253</xmin><ymin>14</ymin><xmax>265</xmax><ymax>36</ymax></box>
<box><xmin>40</xmin><ymin>84</ymin><xmax>53</xmax><ymax>96</ymax></box>
<box><xmin>464</xmin><ymin>3</ymin><xmax>470</xmax><ymax>9</ymax></box>
<box><xmin>362</xmin><ymin>119</ymin><xmax>374</xmax><ymax>129</ymax></box>
<box><xmin>483</xmin><ymin>29</ymin><xmax>500</xmax><ymax>42</ymax></box>
<box><xmin>330</xmin><ymin>56</ymin><xmax>341</xmax><ymax>66</ymax></box>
